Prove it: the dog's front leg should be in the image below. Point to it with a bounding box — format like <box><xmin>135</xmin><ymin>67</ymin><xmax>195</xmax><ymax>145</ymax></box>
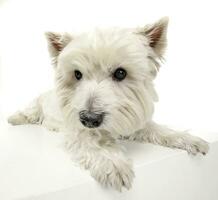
<box><xmin>65</xmin><ymin>130</ymin><xmax>134</xmax><ymax>191</ymax></box>
<box><xmin>128</xmin><ymin>121</ymin><xmax>209</xmax><ymax>155</ymax></box>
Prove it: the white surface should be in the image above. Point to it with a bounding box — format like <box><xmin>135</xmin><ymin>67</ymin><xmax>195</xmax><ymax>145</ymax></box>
<box><xmin>0</xmin><ymin>114</ymin><xmax>218</xmax><ymax>200</ymax></box>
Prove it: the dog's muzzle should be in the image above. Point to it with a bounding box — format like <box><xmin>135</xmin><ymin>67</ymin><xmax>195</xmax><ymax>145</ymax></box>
<box><xmin>79</xmin><ymin>110</ymin><xmax>104</xmax><ymax>128</ymax></box>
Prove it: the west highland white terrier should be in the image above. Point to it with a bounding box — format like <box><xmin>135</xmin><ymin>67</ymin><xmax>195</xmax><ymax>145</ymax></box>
<box><xmin>8</xmin><ymin>17</ymin><xmax>209</xmax><ymax>191</ymax></box>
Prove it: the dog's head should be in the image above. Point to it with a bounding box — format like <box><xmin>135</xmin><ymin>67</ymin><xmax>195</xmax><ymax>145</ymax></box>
<box><xmin>46</xmin><ymin>17</ymin><xmax>168</xmax><ymax>136</ymax></box>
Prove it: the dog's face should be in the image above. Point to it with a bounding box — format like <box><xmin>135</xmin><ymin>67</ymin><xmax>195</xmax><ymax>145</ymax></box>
<box><xmin>46</xmin><ymin>17</ymin><xmax>168</xmax><ymax>136</ymax></box>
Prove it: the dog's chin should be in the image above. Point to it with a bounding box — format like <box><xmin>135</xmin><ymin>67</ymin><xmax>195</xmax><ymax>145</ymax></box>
<box><xmin>74</xmin><ymin>122</ymin><xmax>118</xmax><ymax>137</ymax></box>
<box><xmin>76</xmin><ymin>122</ymin><xmax>104</xmax><ymax>131</ymax></box>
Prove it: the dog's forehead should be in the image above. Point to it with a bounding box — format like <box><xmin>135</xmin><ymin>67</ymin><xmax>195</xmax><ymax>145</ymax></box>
<box><xmin>59</xmin><ymin>28</ymin><xmax>149</xmax><ymax>74</ymax></box>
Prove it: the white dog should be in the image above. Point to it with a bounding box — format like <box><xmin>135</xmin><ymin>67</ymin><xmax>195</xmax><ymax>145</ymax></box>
<box><xmin>8</xmin><ymin>17</ymin><xmax>209</xmax><ymax>191</ymax></box>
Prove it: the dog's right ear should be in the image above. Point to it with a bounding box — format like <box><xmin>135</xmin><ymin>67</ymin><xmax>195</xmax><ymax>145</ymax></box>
<box><xmin>45</xmin><ymin>32</ymin><xmax>73</xmax><ymax>66</ymax></box>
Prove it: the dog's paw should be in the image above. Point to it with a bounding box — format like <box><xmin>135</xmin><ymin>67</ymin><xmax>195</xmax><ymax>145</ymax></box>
<box><xmin>8</xmin><ymin>110</ymin><xmax>41</xmax><ymax>125</ymax></box>
<box><xmin>90</xmin><ymin>158</ymin><xmax>134</xmax><ymax>191</ymax></box>
<box><xmin>8</xmin><ymin>112</ymin><xmax>28</xmax><ymax>125</ymax></box>
<box><xmin>184</xmin><ymin>136</ymin><xmax>209</xmax><ymax>155</ymax></box>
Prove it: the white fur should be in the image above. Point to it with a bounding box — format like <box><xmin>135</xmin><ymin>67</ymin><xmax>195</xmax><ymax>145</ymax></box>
<box><xmin>8</xmin><ymin>17</ymin><xmax>209</xmax><ymax>191</ymax></box>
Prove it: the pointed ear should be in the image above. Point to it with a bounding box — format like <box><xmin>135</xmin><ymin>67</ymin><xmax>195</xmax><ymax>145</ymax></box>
<box><xmin>45</xmin><ymin>32</ymin><xmax>73</xmax><ymax>65</ymax></box>
<box><xmin>140</xmin><ymin>17</ymin><xmax>169</xmax><ymax>57</ymax></box>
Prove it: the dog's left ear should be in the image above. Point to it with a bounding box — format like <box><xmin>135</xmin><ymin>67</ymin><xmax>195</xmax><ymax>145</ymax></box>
<box><xmin>139</xmin><ymin>17</ymin><xmax>169</xmax><ymax>58</ymax></box>
<box><xmin>45</xmin><ymin>32</ymin><xmax>73</xmax><ymax>66</ymax></box>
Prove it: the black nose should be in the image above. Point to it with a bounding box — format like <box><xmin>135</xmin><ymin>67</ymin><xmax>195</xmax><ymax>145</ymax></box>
<box><xmin>79</xmin><ymin>110</ymin><xmax>104</xmax><ymax>128</ymax></box>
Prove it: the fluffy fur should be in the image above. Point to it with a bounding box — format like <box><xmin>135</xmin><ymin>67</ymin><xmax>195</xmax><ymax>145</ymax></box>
<box><xmin>8</xmin><ymin>17</ymin><xmax>209</xmax><ymax>191</ymax></box>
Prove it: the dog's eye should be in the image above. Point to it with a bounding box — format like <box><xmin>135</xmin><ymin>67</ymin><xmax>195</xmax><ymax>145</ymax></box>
<box><xmin>113</xmin><ymin>68</ymin><xmax>127</xmax><ymax>81</ymax></box>
<box><xmin>74</xmin><ymin>70</ymin><xmax>82</xmax><ymax>80</ymax></box>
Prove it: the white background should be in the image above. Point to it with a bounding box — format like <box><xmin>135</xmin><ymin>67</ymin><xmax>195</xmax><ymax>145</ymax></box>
<box><xmin>0</xmin><ymin>1</ymin><xmax>218</xmax><ymax>200</ymax></box>
<box><xmin>0</xmin><ymin>0</ymin><xmax>218</xmax><ymax>132</ymax></box>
